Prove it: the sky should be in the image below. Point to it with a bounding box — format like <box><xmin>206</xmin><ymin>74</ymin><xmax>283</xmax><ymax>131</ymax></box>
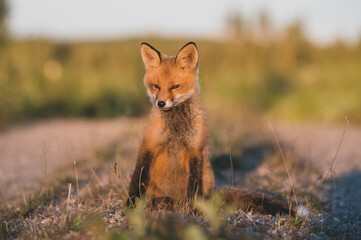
<box><xmin>8</xmin><ymin>0</ymin><xmax>361</xmax><ymax>44</ymax></box>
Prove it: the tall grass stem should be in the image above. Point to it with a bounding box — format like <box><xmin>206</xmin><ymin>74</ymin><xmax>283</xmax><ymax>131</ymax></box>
<box><xmin>265</xmin><ymin>117</ymin><xmax>299</xmax><ymax>207</ymax></box>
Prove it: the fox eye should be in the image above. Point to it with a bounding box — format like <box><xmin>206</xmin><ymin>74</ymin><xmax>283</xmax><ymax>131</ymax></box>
<box><xmin>154</xmin><ymin>85</ymin><xmax>160</xmax><ymax>89</ymax></box>
<box><xmin>171</xmin><ymin>85</ymin><xmax>180</xmax><ymax>89</ymax></box>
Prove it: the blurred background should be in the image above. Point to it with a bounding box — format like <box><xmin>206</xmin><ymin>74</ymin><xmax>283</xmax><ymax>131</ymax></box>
<box><xmin>2</xmin><ymin>2</ymin><xmax>361</xmax><ymax>238</ymax></box>
<box><xmin>0</xmin><ymin>0</ymin><xmax>361</xmax><ymax>128</ymax></box>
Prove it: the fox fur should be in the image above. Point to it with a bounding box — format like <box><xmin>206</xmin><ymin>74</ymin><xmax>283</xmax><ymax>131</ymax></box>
<box><xmin>127</xmin><ymin>42</ymin><xmax>301</xmax><ymax>216</ymax></box>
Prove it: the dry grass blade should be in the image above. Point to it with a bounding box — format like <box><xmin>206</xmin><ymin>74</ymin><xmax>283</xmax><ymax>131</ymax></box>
<box><xmin>78</xmin><ymin>166</ymin><xmax>99</xmax><ymax>202</ymax></box>
<box><xmin>67</xmin><ymin>183</ymin><xmax>72</xmax><ymax>213</ymax></box>
<box><xmin>74</xmin><ymin>160</ymin><xmax>80</xmax><ymax>207</ymax></box>
<box><xmin>90</xmin><ymin>167</ymin><xmax>104</xmax><ymax>188</ymax></box>
<box><xmin>42</xmin><ymin>141</ymin><xmax>49</xmax><ymax>197</ymax></box>
<box><xmin>323</xmin><ymin>130</ymin><xmax>346</xmax><ymax>182</ymax></box>
<box><xmin>265</xmin><ymin>117</ymin><xmax>299</xmax><ymax>207</ymax></box>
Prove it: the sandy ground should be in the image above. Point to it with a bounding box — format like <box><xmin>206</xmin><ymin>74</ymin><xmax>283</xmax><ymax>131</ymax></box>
<box><xmin>0</xmin><ymin>118</ymin><xmax>144</xmax><ymax>204</ymax></box>
<box><xmin>1</xmin><ymin>119</ymin><xmax>360</xmax><ymax>219</ymax></box>
<box><xmin>276</xmin><ymin>123</ymin><xmax>361</xmax><ymax>174</ymax></box>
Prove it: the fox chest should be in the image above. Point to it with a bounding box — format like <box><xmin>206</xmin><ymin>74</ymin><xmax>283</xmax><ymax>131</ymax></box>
<box><xmin>146</xmin><ymin>146</ymin><xmax>190</xmax><ymax>200</ymax></box>
<box><xmin>155</xmin><ymin>119</ymin><xmax>198</xmax><ymax>150</ymax></box>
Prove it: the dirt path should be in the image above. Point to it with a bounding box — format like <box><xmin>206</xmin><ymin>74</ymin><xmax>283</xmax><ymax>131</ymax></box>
<box><xmin>1</xmin><ymin>118</ymin><xmax>361</xmax><ymax>239</ymax></box>
<box><xmin>276</xmin><ymin>123</ymin><xmax>361</xmax><ymax>237</ymax></box>
<box><xmin>276</xmin><ymin>123</ymin><xmax>361</xmax><ymax>211</ymax></box>
<box><xmin>0</xmin><ymin>118</ymin><xmax>143</xmax><ymax>205</ymax></box>
<box><xmin>276</xmin><ymin>123</ymin><xmax>361</xmax><ymax>174</ymax></box>
<box><xmin>1</xmin><ymin>119</ymin><xmax>360</xmax><ymax>218</ymax></box>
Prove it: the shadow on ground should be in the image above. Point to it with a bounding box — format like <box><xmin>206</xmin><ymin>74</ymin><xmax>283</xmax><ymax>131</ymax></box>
<box><xmin>212</xmin><ymin>140</ymin><xmax>361</xmax><ymax>238</ymax></box>
<box><xmin>211</xmin><ymin>141</ymin><xmax>275</xmax><ymax>186</ymax></box>
<box><xmin>322</xmin><ymin>171</ymin><xmax>361</xmax><ymax>238</ymax></box>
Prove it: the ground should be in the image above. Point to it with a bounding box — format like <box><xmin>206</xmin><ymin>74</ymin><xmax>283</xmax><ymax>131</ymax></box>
<box><xmin>0</xmin><ymin>117</ymin><xmax>360</xmax><ymax>239</ymax></box>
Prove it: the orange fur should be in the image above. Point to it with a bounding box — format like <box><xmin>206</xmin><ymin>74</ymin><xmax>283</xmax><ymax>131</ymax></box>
<box><xmin>127</xmin><ymin>42</ymin><xmax>214</xmax><ymax>205</ymax></box>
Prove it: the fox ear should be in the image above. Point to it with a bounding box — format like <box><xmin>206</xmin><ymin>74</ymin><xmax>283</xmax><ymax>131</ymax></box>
<box><xmin>175</xmin><ymin>42</ymin><xmax>198</xmax><ymax>70</ymax></box>
<box><xmin>141</xmin><ymin>42</ymin><xmax>162</xmax><ymax>70</ymax></box>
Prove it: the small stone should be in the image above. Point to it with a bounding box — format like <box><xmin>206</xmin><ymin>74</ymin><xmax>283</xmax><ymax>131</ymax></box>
<box><xmin>41</xmin><ymin>218</ymin><xmax>52</xmax><ymax>225</ymax></box>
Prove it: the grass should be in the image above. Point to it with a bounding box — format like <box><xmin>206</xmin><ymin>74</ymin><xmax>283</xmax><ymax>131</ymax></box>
<box><xmin>0</xmin><ymin>116</ymin><xmax>332</xmax><ymax>240</ymax></box>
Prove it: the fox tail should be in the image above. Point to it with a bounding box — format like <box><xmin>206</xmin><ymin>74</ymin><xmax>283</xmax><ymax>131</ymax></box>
<box><xmin>216</xmin><ymin>186</ymin><xmax>308</xmax><ymax>217</ymax></box>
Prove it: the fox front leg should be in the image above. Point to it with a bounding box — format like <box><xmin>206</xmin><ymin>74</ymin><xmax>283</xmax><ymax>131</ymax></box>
<box><xmin>187</xmin><ymin>156</ymin><xmax>203</xmax><ymax>201</ymax></box>
<box><xmin>127</xmin><ymin>150</ymin><xmax>153</xmax><ymax>206</ymax></box>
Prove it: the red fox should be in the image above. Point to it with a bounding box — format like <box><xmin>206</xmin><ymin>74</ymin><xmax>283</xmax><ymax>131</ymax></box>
<box><xmin>127</xmin><ymin>42</ymin><xmax>304</xmax><ymax>216</ymax></box>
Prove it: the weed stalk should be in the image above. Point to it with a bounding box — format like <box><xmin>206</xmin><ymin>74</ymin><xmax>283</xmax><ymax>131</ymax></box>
<box><xmin>265</xmin><ymin>117</ymin><xmax>299</xmax><ymax>207</ymax></box>
<box><xmin>74</xmin><ymin>161</ymin><xmax>80</xmax><ymax>207</ymax></box>
<box><xmin>42</xmin><ymin>141</ymin><xmax>48</xmax><ymax>197</ymax></box>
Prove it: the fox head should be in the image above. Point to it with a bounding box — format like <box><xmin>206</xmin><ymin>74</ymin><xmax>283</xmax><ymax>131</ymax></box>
<box><xmin>140</xmin><ymin>42</ymin><xmax>199</xmax><ymax>111</ymax></box>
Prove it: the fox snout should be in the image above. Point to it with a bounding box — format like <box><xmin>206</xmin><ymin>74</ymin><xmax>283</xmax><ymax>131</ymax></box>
<box><xmin>157</xmin><ymin>101</ymin><xmax>165</xmax><ymax>108</ymax></box>
<box><xmin>154</xmin><ymin>89</ymin><xmax>172</xmax><ymax>109</ymax></box>
<box><xmin>155</xmin><ymin>99</ymin><xmax>174</xmax><ymax>110</ymax></box>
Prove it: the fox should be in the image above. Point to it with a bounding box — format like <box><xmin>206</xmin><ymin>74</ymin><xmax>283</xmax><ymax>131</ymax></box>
<box><xmin>127</xmin><ymin>42</ymin><xmax>305</xmax><ymax>216</ymax></box>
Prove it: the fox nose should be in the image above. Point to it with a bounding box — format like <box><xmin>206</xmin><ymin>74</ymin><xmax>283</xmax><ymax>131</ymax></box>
<box><xmin>157</xmin><ymin>101</ymin><xmax>166</xmax><ymax>108</ymax></box>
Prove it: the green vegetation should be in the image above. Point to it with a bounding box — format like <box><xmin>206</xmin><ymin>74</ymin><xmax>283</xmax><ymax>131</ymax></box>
<box><xmin>0</xmin><ymin>0</ymin><xmax>8</xmax><ymax>45</ymax></box>
<box><xmin>1</xmin><ymin>24</ymin><xmax>361</xmax><ymax>127</ymax></box>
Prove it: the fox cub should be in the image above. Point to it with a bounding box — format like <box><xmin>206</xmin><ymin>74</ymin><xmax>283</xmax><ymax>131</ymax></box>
<box><xmin>127</xmin><ymin>42</ymin><xmax>213</xmax><ymax>205</ymax></box>
<box><xmin>127</xmin><ymin>42</ymin><xmax>303</xmax><ymax>215</ymax></box>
